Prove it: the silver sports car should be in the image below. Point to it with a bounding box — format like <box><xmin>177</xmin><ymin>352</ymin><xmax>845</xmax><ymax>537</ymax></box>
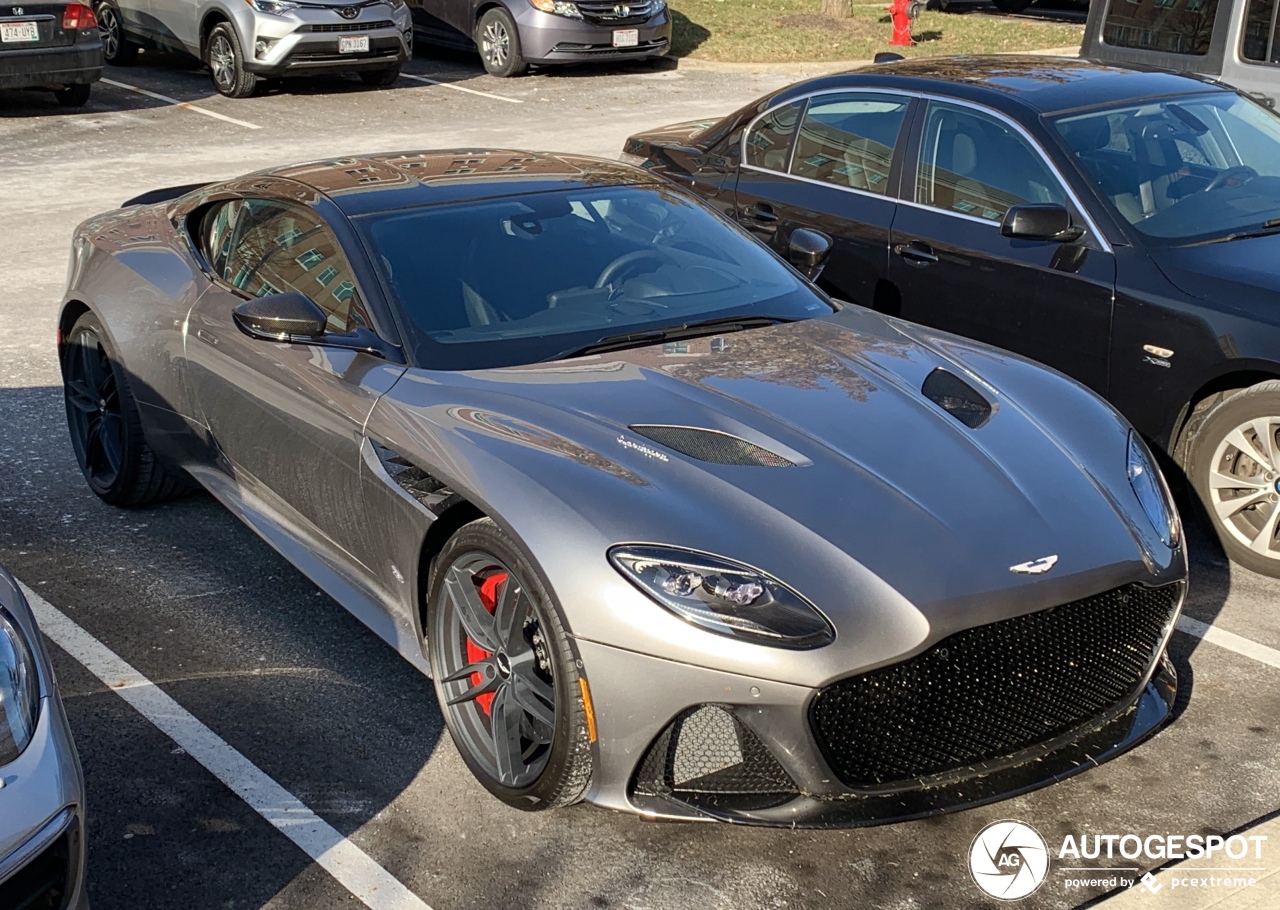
<box><xmin>58</xmin><ymin>150</ymin><xmax>1186</xmax><ymax>826</ymax></box>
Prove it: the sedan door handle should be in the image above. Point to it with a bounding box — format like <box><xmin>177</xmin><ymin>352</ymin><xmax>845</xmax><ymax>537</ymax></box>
<box><xmin>195</xmin><ymin>329</ymin><xmax>219</xmax><ymax>347</ymax></box>
<box><xmin>745</xmin><ymin>203</ymin><xmax>780</xmax><ymax>224</ymax></box>
<box><xmin>894</xmin><ymin>240</ymin><xmax>939</xmax><ymax>265</ymax></box>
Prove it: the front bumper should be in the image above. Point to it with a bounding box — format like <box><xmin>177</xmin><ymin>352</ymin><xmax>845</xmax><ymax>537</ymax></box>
<box><xmin>514</xmin><ymin>6</ymin><xmax>670</xmax><ymax>64</ymax></box>
<box><xmin>579</xmin><ymin>580</ymin><xmax>1184</xmax><ymax>828</ymax></box>
<box><xmin>0</xmin><ymin>40</ymin><xmax>102</xmax><ymax>91</ymax></box>
<box><xmin>242</xmin><ymin>4</ymin><xmax>411</xmax><ymax>77</ymax></box>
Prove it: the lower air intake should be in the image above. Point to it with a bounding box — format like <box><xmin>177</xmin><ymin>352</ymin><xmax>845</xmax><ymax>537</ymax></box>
<box><xmin>629</xmin><ymin>426</ymin><xmax>794</xmax><ymax>467</ymax></box>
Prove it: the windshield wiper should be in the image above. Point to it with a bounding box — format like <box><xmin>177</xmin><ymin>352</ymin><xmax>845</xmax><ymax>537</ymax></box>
<box><xmin>548</xmin><ymin>314</ymin><xmax>792</xmax><ymax>361</ymax></box>
<box><xmin>1187</xmin><ymin>218</ymin><xmax>1280</xmax><ymax>246</ymax></box>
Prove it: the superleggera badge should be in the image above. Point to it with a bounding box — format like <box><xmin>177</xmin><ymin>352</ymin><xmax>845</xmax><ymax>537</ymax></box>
<box><xmin>618</xmin><ymin>436</ymin><xmax>668</xmax><ymax>461</ymax></box>
<box><xmin>1010</xmin><ymin>555</ymin><xmax>1059</xmax><ymax>575</ymax></box>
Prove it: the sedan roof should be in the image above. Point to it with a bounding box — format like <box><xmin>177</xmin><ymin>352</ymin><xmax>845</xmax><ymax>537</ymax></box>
<box><xmin>783</xmin><ymin>55</ymin><xmax>1230</xmax><ymax>116</ymax></box>
<box><xmin>262</xmin><ymin>149</ymin><xmax>650</xmax><ymax>215</ymax></box>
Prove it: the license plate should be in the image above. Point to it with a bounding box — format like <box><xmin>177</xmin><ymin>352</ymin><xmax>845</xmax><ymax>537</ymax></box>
<box><xmin>338</xmin><ymin>35</ymin><xmax>369</xmax><ymax>53</ymax></box>
<box><xmin>612</xmin><ymin>28</ymin><xmax>638</xmax><ymax>48</ymax></box>
<box><xmin>0</xmin><ymin>21</ymin><xmax>40</xmax><ymax>43</ymax></box>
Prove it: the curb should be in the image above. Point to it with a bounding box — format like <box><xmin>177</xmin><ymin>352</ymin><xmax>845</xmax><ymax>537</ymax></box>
<box><xmin>662</xmin><ymin>44</ymin><xmax>1082</xmax><ymax>75</ymax></box>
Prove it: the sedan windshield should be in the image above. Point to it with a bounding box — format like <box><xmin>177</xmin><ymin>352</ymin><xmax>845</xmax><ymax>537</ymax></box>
<box><xmin>1052</xmin><ymin>92</ymin><xmax>1280</xmax><ymax>244</ymax></box>
<box><xmin>358</xmin><ymin>184</ymin><xmax>833</xmax><ymax>370</ymax></box>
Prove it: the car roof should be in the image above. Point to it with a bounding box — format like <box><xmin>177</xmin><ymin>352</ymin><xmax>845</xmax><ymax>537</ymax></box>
<box><xmin>775</xmin><ymin>55</ymin><xmax>1231</xmax><ymax>116</ymax></box>
<box><xmin>261</xmin><ymin>149</ymin><xmax>651</xmax><ymax>216</ymax></box>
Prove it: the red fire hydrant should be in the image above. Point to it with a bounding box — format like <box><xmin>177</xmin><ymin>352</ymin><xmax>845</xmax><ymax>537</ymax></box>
<box><xmin>888</xmin><ymin>0</ymin><xmax>925</xmax><ymax>46</ymax></box>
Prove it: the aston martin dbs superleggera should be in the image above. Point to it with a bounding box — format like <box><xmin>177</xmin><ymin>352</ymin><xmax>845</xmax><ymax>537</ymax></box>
<box><xmin>58</xmin><ymin>149</ymin><xmax>1187</xmax><ymax>826</ymax></box>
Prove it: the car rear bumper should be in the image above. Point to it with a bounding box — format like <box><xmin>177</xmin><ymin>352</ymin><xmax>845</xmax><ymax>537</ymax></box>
<box><xmin>0</xmin><ymin>40</ymin><xmax>102</xmax><ymax>90</ymax></box>
<box><xmin>514</xmin><ymin>7</ymin><xmax>670</xmax><ymax>64</ymax></box>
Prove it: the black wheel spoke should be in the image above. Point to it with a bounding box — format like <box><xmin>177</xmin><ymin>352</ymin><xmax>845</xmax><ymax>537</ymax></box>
<box><xmin>441</xmin><ymin>659</ymin><xmax>491</xmax><ymax>684</ymax></box>
<box><xmin>493</xmin><ymin>578</ymin><xmax>526</xmax><ymax>654</ymax></box>
<box><xmin>99</xmin><ymin>413</ymin><xmax>124</xmax><ymax>474</ymax></box>
<box><xmin>444</xmin><ymin>566</ymin><xmax>501</xmax><ymax>652</ymax></box>
<box><xmin>66</xmin><ymin>380</ymin><xmax>98</xmax><ymax>413</ymax></box>
<box><xmin>489</xmin><ymin>686</ymin><xmax>524</xmax><ymax>787</ymax></box>
<box><xmin>509</xmin><ymin>660</ymin><xmax>555</xmax><ymax>732</ymax></box>
<box><xmin>445</xmin><ymin>670</ymin><xmax>499</xmax><ymax>707</ymax></box>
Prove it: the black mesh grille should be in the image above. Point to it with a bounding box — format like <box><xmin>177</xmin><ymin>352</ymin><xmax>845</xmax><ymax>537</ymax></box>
<box><xmin>810</xmin><ymin>583</ymin><xmax>1181</xmax><ymax>788</ymax></box>
<box><xmin>630</xmin><ymin>425</ymin><xmax>794</xmax><ymax>467</ymax></box>
<box><xmin>576</xmin><ymin>0</ymin><xmax>656</xmax><ymax>24</ymax></box>
<box><xmin>633</xmin><ymin>706</ymin><xmax>798</xmax><ymax>812</ymax></box>
<box><xmin>0</xmin><ymin>829</ymin><xmax>71</xmax><ymax>910</ymax></box>
<box><xmin>302</xmin><ymin>20</ymin><xmax>393</xmax><ymax>31</ymax></box>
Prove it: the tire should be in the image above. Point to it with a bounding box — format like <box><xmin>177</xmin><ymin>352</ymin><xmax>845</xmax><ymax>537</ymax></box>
<box><xmin>61</xmin><ymin>313</ymin><xmax>189</xmax><ymax>507</ymax></box>
<box><xmin>359</xmin><ymin>63</ymin><xmax>400</xmax><ymax>87</ymax></box>
<box><xmin>95</xmin><ymin>1</ymin><xmax>138</xmax><ymax>66</ymax></box>
<box><xmin>991</xmin><ymin>0</ymin><xmax>1034</xmax><ymax>11</ymax></box>
<box><xmin>1188</xmin><ymin>381</ymin><xmax>1280</xmax><ymax>577</ymax></box>
<box><xmin>206</xmin><ymin>22</ymin><xmax>258</xmax><ymax>98</ymax></box>
<box><xmin>426</xmin><ymin>518</ymin><xmax>592</xmax><ymax>810</ymax></box>
<box><xmin>476</xmin><ymin>8</ymin><xmax>527</xmax><ymax>78</ymax></box>
<box><xmin>54</xmin><ymin>84</ymin><xmax>92</xmax><ymax>107</ymax></box>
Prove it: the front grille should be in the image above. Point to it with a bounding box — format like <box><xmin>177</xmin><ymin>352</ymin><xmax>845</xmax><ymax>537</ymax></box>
<box><xmin>633</xmin><ymin>705</ymin><xmax>798</xmax><ymax>812</ymax></box>
<box><xmin>576</xmin><ymin>0</ymin><xmax>656</xmax><ymax>25</ymax></box>
<box><xmin>551</xmin><ymin>39</ymin><xmax>667</xmax><ymax>55</ymax></box>
<box><xmin>0</xmin><ymin>829</ymin><xmax>72</xmax><ymax>910</ymax></box>
<box><xmin>810</xmin><ymin>583</ymin><xmax>1181</xmax><ymax>789</ymax></box>
<box><xmin>302</xmin><ymin>19</ymin><xmax>392</xmax><ymax>32</ymax></box>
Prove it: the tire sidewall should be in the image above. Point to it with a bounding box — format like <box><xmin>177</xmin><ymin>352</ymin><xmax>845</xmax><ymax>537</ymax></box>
<box><xmin>1189</xmin><ymin>388</ymin><xmax>1280</xmax><ymax>577</ymax></box>
<box><xmin>207</xmin><ymin>23</ymin><xmax>255</xmax><ymax>97</ymax></box>
<box><xmin>425</xmin><ymin>518</ymin><xmax>590</xmax><ymax>810</ymax></box>
<box><xmin>476</xmin><ymin>8</ymin><xmax>525</xmax><ymax>78</ymax></box>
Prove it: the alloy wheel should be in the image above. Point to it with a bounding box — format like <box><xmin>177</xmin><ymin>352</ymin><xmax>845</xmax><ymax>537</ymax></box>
<box><xmin>98</xmin><ymin>6</ymin><xmax>119</xmax><ymax>59</ymax></box>
<box><xmin>434</xmin><ymin>552</ymin><xmax>556</xmax><ymax>789</ymax></box>
<box><xmin>64</xmin><ymin>329</ymin><xmax>124</xmax><ymax>491</ymax></box>
<box><xmin>1208</xmin><ymin>417</ymin><xmax>1280</xmax><ymax>560</ymax></box>
<box><xmin>481</xmin><ymin>21</ymin><xmax>509</xmax><ymax>69</ymax></box>
<box><xmin>209</xmin><ymin>34</ymin><xmax>235</xmax><ymax>89</ymax></box>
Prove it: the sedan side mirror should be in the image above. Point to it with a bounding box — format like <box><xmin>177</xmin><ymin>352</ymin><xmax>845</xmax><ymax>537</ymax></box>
<box><xmin>788</xmin><ymin>228</ymin><xmax>834</xmax><ymax>281</ymax></box>
<box><xmin>233</xmin><ymin>292</ymin><xmax>327</xmax><ymax>341</ymax></box>
<box><xmin>1001</xmin><ymin>204</ymin><xmax>1084</xmax><ymax>243</ymax></box>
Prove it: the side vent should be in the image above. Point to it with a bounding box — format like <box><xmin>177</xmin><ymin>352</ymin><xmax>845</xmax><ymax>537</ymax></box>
<box><xmin>630</xmin><ymin>425</ymin><xmax>795</xmax><ymax>467</ymax></box>
<box><xmin>921</xmin><ymin>368</ymin><xmax>994</xmax><ymax>429</ymax></box>
<box><xmin>371</xmin><ymin>440</ymin><xmax>462</xmax><ymax>516</ymax></box>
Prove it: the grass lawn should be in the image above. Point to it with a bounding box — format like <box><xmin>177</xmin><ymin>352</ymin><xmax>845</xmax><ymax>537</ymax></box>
<box><xmin>668</xmin><ymin>0</ymin><xmax>1085</xmax><ymax>62</ymax></box>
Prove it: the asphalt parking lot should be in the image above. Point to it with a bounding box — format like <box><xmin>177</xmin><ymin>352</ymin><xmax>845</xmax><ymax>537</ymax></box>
<box><xmin>3</xmin><ymin>42</ymin><xmax>1280</xmax><ymax>910</ymax></box>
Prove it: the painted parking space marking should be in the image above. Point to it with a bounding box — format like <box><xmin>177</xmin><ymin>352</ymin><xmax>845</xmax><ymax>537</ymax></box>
<box><xmin>1177</xmin><ymin>615</ymin><xmax>1280</xmax><ymax>670</ymax></box>
<box><xmin>100</xmin><ymin>78</ymin><xmax>263</xmax><ymax>129</ymax></box>
<box><xmin>401</xmin><ymin>73</ymin><xmax>523</xmax><ymax>103</ymax></box>
<box><xmin>19</xmin><ymin>581</ymin><xmax>431</xmax><ymax>910</ymax></box>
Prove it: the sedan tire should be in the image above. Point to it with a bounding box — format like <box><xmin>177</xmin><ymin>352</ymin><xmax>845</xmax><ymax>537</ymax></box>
<box><xmin>1189</xmin><ymin>381</ymin><xmax>1280</xmax><ymax>577</ymax></box>
<box><xmin>55</xmin><ymin>84</ymin><xmax>92</xmax><ymax>107</ymax></box>
<box><xmin>61</xmin><ymin>313</ymin><xmax>189</xmax><ymax>507</ymax></box>
<box><xmin>476</xmin><ymin>8</ymin><xmax>527</xmax><ymax>78</ymax></box>
<box><xmin>426</xmin><ymin>518</ymin><xmax>591</xmax><ymax>810</ymax></box>
<box><xmin>206</xmin><ymin>22</ymin><xmax>258</xmax><ymax>99</ymax></box>
<box><xmin>359</xmin><ymin>64</ymin><xmax>401</xmax><ymax>87</ymax></box>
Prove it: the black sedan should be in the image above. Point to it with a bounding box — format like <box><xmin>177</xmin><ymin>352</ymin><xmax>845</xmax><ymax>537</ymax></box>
<box><xmin>624</xmin><ymin>56</ymin><xmax>1280</xmax><ymax>578</ymax></box>
<box><xmin>0</xmin><ymin>1</ymin><xmax>101</xmax><ymax>106</ymax></box>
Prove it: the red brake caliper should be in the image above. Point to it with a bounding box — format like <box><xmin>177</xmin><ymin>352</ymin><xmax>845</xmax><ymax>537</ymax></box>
<box><xmin>465</xmin><ymin>572</ymin><xmax>508</xmax><ymax>717</ymax></box>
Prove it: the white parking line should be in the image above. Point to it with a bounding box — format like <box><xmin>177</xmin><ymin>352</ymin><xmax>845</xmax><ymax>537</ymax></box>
<box><xmin>1176</xmin><ymin>615</ymin><xmax>1280</xmax><ymax>670</ymax></box>
<box><xmin>401</xmin><ymin>73</ymin><xmax>523</xmax><ymax>103</ymax></box>
<box><xmin>100</xmin><ymin>78</ymin><xmax>263</xmax><ymax>130</ymax></box>
<box><xmin>19</xmin><ymin>581</ymin><xmax>430</xmax><ymax>910</ymax></box>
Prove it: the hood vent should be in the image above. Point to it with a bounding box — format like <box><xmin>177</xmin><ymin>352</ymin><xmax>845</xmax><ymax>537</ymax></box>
<box><xmin>921</xmin><ymin>368</ymin><xmax>994</xmax><ymax>429</ymax></box>
<box><xmin>630</xmin><ymin>425</ymin><xmax>795</xmax><ymax>467</ymax></box>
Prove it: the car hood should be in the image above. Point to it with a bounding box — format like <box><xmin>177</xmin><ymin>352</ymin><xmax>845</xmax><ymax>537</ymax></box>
<box><xmin>628</xmin><ymin>118</ymin><xmax>717</xmax><ymax>149</ymax></box>
<box><xmin>1148</xmin><ymin>232</ymin><xmax>1280</xmax><ymax>312</ymax></box>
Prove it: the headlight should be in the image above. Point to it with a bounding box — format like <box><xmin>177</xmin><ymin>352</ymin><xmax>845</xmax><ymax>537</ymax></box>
<box><xmin>245</xmin><ymin>0</ymin><xmax>298</xmax><ymax>14</ymax></box>
<box><xmin>0</xmin><ymin>608</ymin><xmax>40</xmax><ymax>767</ymax></box>
<box><xmin>1128</xmin><ymin>431</ymin><xmax>1179</xmax><ymax>548</ymax></box>
<box><xmin>609</xmin><ymin>545</ymin><xmax>835</xmax><ymax>649</ymax></box>
<box><xmin>530</xmin><ymin>0</ymin><xmax>583</xmax><ymax>18</ymax></box>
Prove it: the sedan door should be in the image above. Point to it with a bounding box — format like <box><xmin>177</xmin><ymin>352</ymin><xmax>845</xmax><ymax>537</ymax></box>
<box><xmin>887</xmin><ymin>99</ymin><xmax>1115</xmax><ymax>395</ymax></box>
<box><xmin>733</xmin><ymin>91</ymin><xmax>915</xmax><ymax>308</ymax></box>
<box><xmin>183</xmin><ymin>195</ymin><xmax>406</xmax><ymax>579</ymax></box>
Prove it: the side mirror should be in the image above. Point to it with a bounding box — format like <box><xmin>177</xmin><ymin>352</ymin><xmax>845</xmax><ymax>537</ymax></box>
<box><xmin>1001</xmin><ymin>204</ymin><xmax>1084</xmax><ymax>242</ymax></box>
<box><xmin>233</xmin><ymin>292</ymin><xmax>327</xmax><ymax>341</ymax></box>
<box><xmin>788</xmin><ymin>228</ymin><xmax>834</xmax><ymax>281</ymax></box>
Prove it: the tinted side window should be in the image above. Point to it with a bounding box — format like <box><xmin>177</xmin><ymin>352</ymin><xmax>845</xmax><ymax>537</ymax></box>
<box><xmin>915</xmin><ymin>103</ymin><xmax>1066</xmax><ymax>222</ymax></box>
<box><xmin>744</xmin><ymin>101</ymin><xmax>805</xmax><ymax>172</ymax></box>
<box><xmin>1242</xmin><ymin>0</ymin><xmax>1280</xmax><ymax>63</ymax></box>
<box><xmin>790</xmin><ymin>93</ymin><xmax>910</xmax><ymax>193</ymax></box>
<box><xmin>222</xmin><ymin>200</ymin><xmax>370</xmax><ymax>334</ymax></box>
<box><xmin>1102</xmin><ymin>0</ymin><xmax>1218</xmax><ymax>56</ymax></box>
<box><xmin>199</xmin><ymin>200</ymin><xmax>240</xmax><ymax>279</ymax></box>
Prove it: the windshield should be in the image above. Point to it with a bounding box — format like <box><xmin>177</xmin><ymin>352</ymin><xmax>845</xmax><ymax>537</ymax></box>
<box><xmin>1052</xmin><ymin>92</ymin><xmax>1280</xmax><ymax>244</ymax></box>
<box><xmin>358</xmin><ymin>184</ymin><xmax>832</xmax><ymax>370</ymax></box>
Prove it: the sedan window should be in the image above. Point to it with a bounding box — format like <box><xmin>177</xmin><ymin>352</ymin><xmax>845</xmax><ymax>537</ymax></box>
<box><xmin>915</xmin><ymin>102</ymin><xmax>1067</xmax><ymax>223</ymax></box>
<box><xmin>790</xmin><ymin>93</ymin><xmax>910</xmax><ymax>194</ymax></box>
<box><xmin>744</xmin><ymin>100</ymin><xmax>805</xmax><ymax>172</ymax></box>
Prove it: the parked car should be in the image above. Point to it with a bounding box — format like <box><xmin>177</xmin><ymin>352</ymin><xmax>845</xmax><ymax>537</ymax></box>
<box><xmin>0</xmin><ymin>566</ymin><xmax>88</xmax><ymax>909</ymax></box>
<box><xmin>94</xmin><ymin>0</ymin><xmax>411</xmax><ymax>97</ymax></box>
<box><xmin>406</xmin><ymin>0</ymin><xmax>671</xmax><ymax>77</ymax></box>
<box><xmin>1082</xmin><ymin>0</ymin><xmax>1280</xmax><ymax>108</ymax></box>
<box><xmin>57</xmin><ymin>149</ymin><xmax>1185</xmax><ymax>825</ymax></box>
<box><xmin>624</xmin><ymin>55</ymin><xmax>1280</xmax><ymax>578</ymax></box>
<box><xmin>0</xmin><ymin>1</ymin><xmax>101</xmax><ymax>107</ymax></box>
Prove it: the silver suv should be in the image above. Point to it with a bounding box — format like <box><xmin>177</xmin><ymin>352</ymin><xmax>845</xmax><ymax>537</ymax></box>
<box><xmin>95</xmin><ymin>0</ymin><xmax>412</xmax><ymax>97</ymax></box>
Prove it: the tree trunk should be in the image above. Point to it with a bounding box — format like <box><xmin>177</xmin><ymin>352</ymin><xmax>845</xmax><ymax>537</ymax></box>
<box><xmin>822</xmin><ymin>0</ymin><xmax>853</xmax><ymax>17</ymax></box>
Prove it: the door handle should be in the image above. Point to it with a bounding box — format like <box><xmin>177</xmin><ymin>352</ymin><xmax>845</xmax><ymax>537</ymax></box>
<box><xmin>195</xmin><ymin>329</ymin><xmax>219</xmax><ymax>347</ymax></box>
<box><xmin>745</xmin><ymin>203</ymin><xmax>780</xmax><ymax>224</ymax></box>
<box><xmin>894</xmin><ymin>240</ymin><xmax>939</xmax><ymax>265</ymax></box>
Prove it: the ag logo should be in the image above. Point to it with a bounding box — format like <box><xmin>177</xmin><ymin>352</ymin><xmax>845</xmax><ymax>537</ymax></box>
<box><xmin>970</xmin><ymin>820</ymin><xmax>1050</xmax><ymax>901</ymax></box>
